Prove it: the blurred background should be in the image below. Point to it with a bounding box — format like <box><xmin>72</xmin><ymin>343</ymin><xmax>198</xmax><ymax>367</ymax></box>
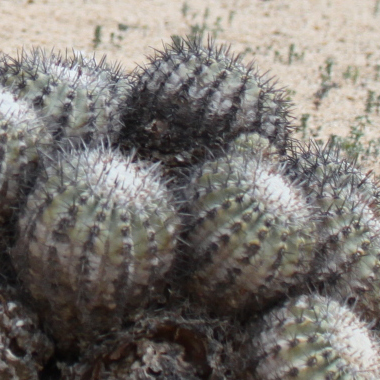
<box><xmin>1</xmin><ymin>0</ymin><xmax>380</xmax><ymax>169</ymax></box>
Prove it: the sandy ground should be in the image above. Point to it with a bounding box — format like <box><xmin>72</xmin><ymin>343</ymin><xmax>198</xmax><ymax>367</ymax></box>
<box><xmin>1</xmin><ymin>0</ymin><xmax>380</xmax><ymax>168</ymax></box>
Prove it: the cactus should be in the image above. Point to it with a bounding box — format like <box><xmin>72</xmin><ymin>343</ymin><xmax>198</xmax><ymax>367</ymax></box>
<box><xmin>0</xmin><ymin>39</ymin><xmax>379</xmax><ymax>380</ymax></box>
<box><xmin>11</xmin><ymin>147</ymin><xmax>180</xmax><ymax>351</ymax></box>
<box><xmin>183</xmin><ymin>133</ymin><xmax>316</xmax><ymax>314</ymax></box>
<box><xmin>0</xmin><ymin>48</ymin><xmax>131</xmax><ymax>147</ymax></box>
<box><xmin>285</xmin><ymin>141</ymin><xmax>380</xmax><ymax>322</ymax></box>
<box><xmin>253</xmin><ymin>294</ymin><xmax>380</xmax><ymax>380</ymax></box>
<box><xmin>0</xmin><ymin>285</ymin><xmax>54</xmax><ymax>380</ymax></box>
<box><xmin>121</xmin><ymin>36</ymin><xmax>292</xmax><ymax>169</ymax></box>
<box><xmin>0</xmin><ymin>86</ymin><xmax>52</xmax><ymax>224</ymax></box>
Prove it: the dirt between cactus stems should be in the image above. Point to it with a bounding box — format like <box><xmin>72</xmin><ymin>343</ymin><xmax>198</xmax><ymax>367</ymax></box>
<box><xmin>1</xmin><ymin>0</ymin><xmax>380</xmax><ymax>171</ymax></box>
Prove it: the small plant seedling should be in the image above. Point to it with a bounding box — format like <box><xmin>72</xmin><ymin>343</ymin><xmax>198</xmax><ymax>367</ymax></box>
<box><xmin>365</xmin><ymin>90</ymin><xmax>380</xmax><ymax>114</ymax></box>
<box><xmin>93</xmin><ymin>25</ymin><xmax>102</xmax><ymax>48</ymax></box>
<box><xmin>285</xmin><ymin>88</ymin><xmax>296</xmax><ymax>101</ymax></box>
<box><xmin>328</xmin><ymin>115</ymin><xmax>380</xmax><ymax>165</ymax></box>
<box><xmin>343</xmin><ymin>65</ymin><xmax>359</xmax><ymax>84</ymax></box>
<box><xmin>273</xmin><ymin>44</ymin><xmax>304</xmax><ymax>64</ymax></box>
<box><xmin>288</xmin><ymin>43</ymin><xmax>304</xmax><ymax>64</ymax></box>
<box><xmin>313</xmin><ymin>57</ymin><xmax>339</xmax><ymax>108</ymax></box>
<box><xmin>181</xmin><ymin>1</ymin><xmax>189</xmax><ymax>17</ymax></box>
<box><xmin>374</xmin><ymin>64</ymin><xmax>380</xmax><ymax>81</ymax></box>
<box><xmin>228</xmin><ymin>10</ymin><xmax>236</xmax><ymax>24</ymax></box>
<box><xmin>118</xmin><ymin>23</ymin><xmax>129</xmax><ymax>31</ymax></box>
<box><xmin>374</xmin><ymin>0</ymin><xmax>380</xmax><ymax>15</ymax></box>
<box><xmin>320</xmin><ymin>57</ymin><xmax>334</xmax><ymax>83</ymax></box>
<box><xmin>298</xmin><ymin>113</ymin><xmax>310</xmax><ymax>140</ymax></box>
<box><xmin>109</xmin><ymin>22</ymin><xmax>144</xmax><ymax>49</ymax></box>
<box><xmin>180</xmin><ymin>5</ymin><xmax>225</xmax><ymax>41</ymax></box>
<box><xmin>365</xmin><ymin>90</ymin><xmax>376</xmax><ymax>113</ymax></box>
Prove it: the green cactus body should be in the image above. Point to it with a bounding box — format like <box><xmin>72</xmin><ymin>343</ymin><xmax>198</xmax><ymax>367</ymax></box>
<box><xmin>121</xmin><ymin>37</ymin><xmax>292</xmax><ymax>167</ymax></box>
<box><xmin>230</xmin><ymin>132</ymin><xmax>281</xmax><ymax>161</ymax></box>
<box><xmin>0</xmin><ymin>285</ymin><xmax>54</xmax><ymax>380</ymax></box>
<box><xmin>286</xmin><ymin>142</ymin><xmax>380</xmax><ymax>321</ymax></box>
<box><xmin>11</xmin><ymin>147</ymin><xmax>180</xmax><ymax>351</ymax></box>
<box><xmin>184</xmin><ymin>137</ymin><xmax>316</xmax><ymax>313</ymax></box>
<box><xmin>0</xmin><ymin>87</ymin><xmax>52</xmax><ymax>223</ymax></box>
<box><xmin>0</xmin><ymin>49</ymin><xmax>131</xmax><ymax>146</ymax></box>
<box><xmin>253</xmin><ymin>294</ymin><xmax>380</xmax><ymax>380</ymax></box>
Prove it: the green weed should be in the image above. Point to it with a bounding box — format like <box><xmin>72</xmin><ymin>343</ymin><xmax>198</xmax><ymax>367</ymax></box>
<box><xmin>342</xmin><ymin>65</ymin><xmax>359</xmax><ymax>84</ymax></box>
<box><xmin>228</xmin><ymin>10</ymin><xmax>236</xmax><ymax>24</ymax></box>
<box><xmin>298</xmin><ymin>113</ymin><xmax>311</xmax><ymax>140</ymax></box>
<box><xmin>180</xmin><ymin>3</ymin><xmax>225</xmax><ymax>41</ymax></box>
<box><xmin>365</xmin><ymin>90</ymin><xmax>380</xmax><ymax>114</ymax></box>
<box><xmin>109</xmin><ymin>22</ymin><xmax>147</xmax><ymax>48</ymax></box>
<box><xmin>93</xmin><ymin>25</ymin><xmax>102</xmax><ymax>48</ymax></box>
<box><xmin>273</xmin><ymin>44</ymin><xmax>304</xmax><ymax>64</ymax></box>
<box><xmin>288</xmin><ymin>43</ymin><xmax>305</xmax><ymax>65</ymax></box>
<box><xmin>374</xmin><ymin>0</ymin><xmax>380</xmax><ymax>15</ymax></box>
<box><xmin>328</xmin><ymin>115</ymin><xmax>380</xmax><ymax>164</ymax></box>
<box><xmin>313</xmin><ymin>57</ymin><xmax>338</xmax><ymax>108</ymax></box>
<box><xmin>181</xmin><ymin>1</ymin><xmax>189</xmax><ymax>17</ymax></box>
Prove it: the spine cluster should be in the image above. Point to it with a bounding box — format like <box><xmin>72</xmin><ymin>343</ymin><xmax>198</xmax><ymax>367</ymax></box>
<box><xmin>0</xmin><ymin>37</ymin><xmax>379</xmax><ymax>379</ymax></box>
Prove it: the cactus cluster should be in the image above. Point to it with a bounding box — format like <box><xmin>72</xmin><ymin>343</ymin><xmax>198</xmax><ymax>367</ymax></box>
<box><xmin>0</xmin><ymin>36</ymin><xmax>380</xmax><ymax>379</ymax></box>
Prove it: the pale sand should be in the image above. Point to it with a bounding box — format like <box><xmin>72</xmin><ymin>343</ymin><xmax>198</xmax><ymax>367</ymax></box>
<box><xmin>1</xmin><ymin>0</ymin><xmax>380</xmax><ymax>168</ymax></box>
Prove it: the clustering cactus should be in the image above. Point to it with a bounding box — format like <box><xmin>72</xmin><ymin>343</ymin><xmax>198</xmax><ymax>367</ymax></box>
<box><xmin>11</xmin><ymin>147</ymin><xmax>180</xmax><ymax>351</ymax></box>
<box><xmin>183</xmin><ymin>133</ymin><xmax>316</xmax><ymax>314</ymax></box>
<box><xmin>121</xmin><ymin>37</ymin><xmax>292</xmax><ymax>169</ymax></box>
<box><xmin>0</xmin><ymin>36</ymin><xmax>379</xmax><ymax>380</ymax></box>
<box><xmin>0</xmin><ymin>87</ymin><xmax>52</xmax><ymax>223</ymax></box>
<box><xmin>253</xmin><ymin>294</ymin><xmax>380</xmax><ymax>379</ymax></box>
<box><xmin>286</xmin><ymin>141</ymin><xmax>380</xmax><ymax>323</ymax></box>
<box><xmin>0</xmin><ymin>48</ymin><xmax>131</xmax><ymax>147</ymax></box>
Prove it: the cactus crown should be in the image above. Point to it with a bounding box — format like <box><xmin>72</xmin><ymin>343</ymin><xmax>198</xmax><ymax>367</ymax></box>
<box><xmin>254</xmin><ymin>294</ymin><xmax>380</xmax><ymax>380</ymax></box>
<box><xmin>0</xmin><ymin>48</ymin><xmax>131</xmax><ymax>147</ymax></box>
<box><xmin>121</xmin><ymin>36</ymin><xmax>293</xmax><ymax>169</ymax></box>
